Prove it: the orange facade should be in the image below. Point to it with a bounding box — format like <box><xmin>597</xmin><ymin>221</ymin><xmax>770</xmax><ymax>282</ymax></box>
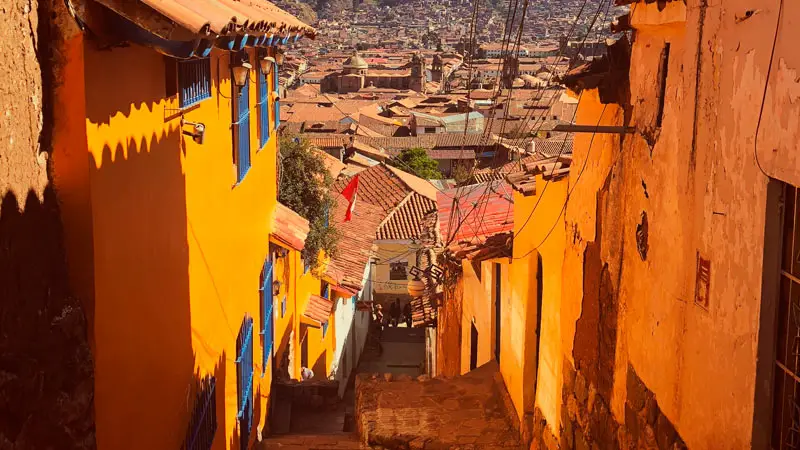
<box><xmin>53</xmin><ymin>32</ymin><xmax>291</xmax><ymax>449</ymax></box>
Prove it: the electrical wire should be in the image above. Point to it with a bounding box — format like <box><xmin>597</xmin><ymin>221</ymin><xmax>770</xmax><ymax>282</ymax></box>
<box><xmin>454</xmin><ymin>0</ymin><xmax>611</xmax><ymax>247</ymax></box>
<box><xmin>512</xmin><ymin>103</ymin><xmax>608</xmax><ymax>260</ymax></box>
<box><xmin>753</xmin><ymin>0</ymin><xmax>785</xmax><ymax>177</ymax></box>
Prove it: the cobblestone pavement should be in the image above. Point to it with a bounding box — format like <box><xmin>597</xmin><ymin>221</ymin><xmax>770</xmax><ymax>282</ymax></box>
<box><xmin>355</xmin><ymin>361</ymin><xmax>523</xmax><ymax>449</ymax></box>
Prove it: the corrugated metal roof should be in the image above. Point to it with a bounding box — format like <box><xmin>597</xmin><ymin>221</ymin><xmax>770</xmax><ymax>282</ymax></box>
<box><xmin>437</xmin><ymin>180</ymin><xmax>514</xmax><ymax>249</ymax></box>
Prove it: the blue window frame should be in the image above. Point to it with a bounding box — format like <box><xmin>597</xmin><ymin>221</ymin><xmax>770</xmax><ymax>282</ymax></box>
<box><xmin>257</xmin><ymin>49</ymin><xmax>271</xmax><ymax>149</ymax></box>
<box><xmin>178</xmin><ymin>58</ymin><xmax>212</xmax><ymax>108</ymax></box>
<box><xmin>259</xmin><ymin>258</ymin><xmax>274</xmax><ymax>376</ymax></box>
<box><xmin>321</xmin><ymin>281</ymin><xmax>330</xmax><ymax>300</ymax></box>
<box><xmin>235</xmin><ymin>315</ymin><xmax>254</xmax><ymax>449</ymax></box>
<box><xmin>232</xmin><ymin>51</ymin><xmax>251</xmax><ymax>183</ymax></box>
<box><xmin>273</xmin><ymin>61</ymin><xmax>280</xmax><ymax>130</ymax></box>
<box><xmin>183</xmin><ymin>376</ymin><xmax>217</xmax><ymax>450</ymax></box>
<box><xmin>322</xmin><ymin>321</ymin><xmax>329</xmax><ymax>338</ymax></box>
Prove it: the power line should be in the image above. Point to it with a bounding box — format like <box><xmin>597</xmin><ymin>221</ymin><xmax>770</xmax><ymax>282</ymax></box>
<box><xmin>512</xmin><ymin>103</ymin><xmax>609</xmax><ymax>260</ymax></box>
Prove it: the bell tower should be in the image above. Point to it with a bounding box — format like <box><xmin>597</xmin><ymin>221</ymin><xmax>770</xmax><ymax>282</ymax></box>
<box><xmin>409</xmin><ymin>52</ymin><xmax>426</xmax><ymax>93</ymax></box>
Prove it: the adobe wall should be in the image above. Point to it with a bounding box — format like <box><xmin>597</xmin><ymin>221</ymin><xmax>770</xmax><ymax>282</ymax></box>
<box><xmin>530</xmin><ymin>0</ymin><xmax>800</xmax><ymax>448</ymax></box>
<box><xmin>0</xmin><ymin>0</ymin><xmax>96</xmax><ymax>446</ymax></box>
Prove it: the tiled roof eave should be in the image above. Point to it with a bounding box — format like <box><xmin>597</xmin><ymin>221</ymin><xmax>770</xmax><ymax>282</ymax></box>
<box><xmin>110</xmin><ymin>0</ymin><xmax>316</xmax><ymax>41</ymax></box>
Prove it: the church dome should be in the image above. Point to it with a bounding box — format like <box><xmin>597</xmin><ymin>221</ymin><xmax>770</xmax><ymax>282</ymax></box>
<box><xmin>344</xmin><ymin>51</ymin><xmax>368</xmax><ymax>69</ymax></box>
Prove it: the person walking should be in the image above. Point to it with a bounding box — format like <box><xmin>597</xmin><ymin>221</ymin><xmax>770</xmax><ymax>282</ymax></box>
<box><xmin>390</xmin><ymin>299</ymin><xmax>401</xmax><ymax>327</ymax></box>
<box><xmin>403</xmin><ymin>302</ymin><xmax>412</xmax><ymax>328</ymax></box>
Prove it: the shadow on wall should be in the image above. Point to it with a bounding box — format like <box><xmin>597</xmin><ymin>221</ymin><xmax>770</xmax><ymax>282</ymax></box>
<box><xmin>87</xmin><ymin>127</ymin><xmax>195</xmax><ymax>449</ymax></box>
<box><xmin>0</xmin><ymin>188</ymin><xmax>96</xmax><ymax>449</ymax></box>
<box><xmin>312</xmin><ymin>348</ymin><xmax>328</xmax><ymax>380</ymax></box>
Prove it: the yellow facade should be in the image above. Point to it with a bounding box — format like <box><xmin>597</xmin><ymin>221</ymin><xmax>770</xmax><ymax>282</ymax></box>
<box><xmin>53</xmin><ymin>33</ymin><xmax>294</xmax><ymax>449</ymax></box>
<box><xmin>504</xmin><ymin>173</ymin><xmax>569</xmax><ymax>433</ymax></box>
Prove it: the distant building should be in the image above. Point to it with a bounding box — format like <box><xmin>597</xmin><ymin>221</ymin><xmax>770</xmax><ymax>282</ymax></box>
<box><xmin>477</xmin><ymin>43</ymin><xmax>530</xmax><ymax>59</ymax></box>
<box><xmin>321</xmin><ymin>51</ymin><xmax>427</xmax><ymax>93</ymax></box>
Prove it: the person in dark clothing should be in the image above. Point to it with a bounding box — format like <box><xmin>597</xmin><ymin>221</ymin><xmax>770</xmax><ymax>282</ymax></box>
<box><xmin>403</xmin><ymin>302</ymin><xmax>412</xmax><ymax>328</ymax></box>
<box><xmin>390</xmin><ymin>299</ymin><xmax>401</xmax><ymax>327</ymax></box>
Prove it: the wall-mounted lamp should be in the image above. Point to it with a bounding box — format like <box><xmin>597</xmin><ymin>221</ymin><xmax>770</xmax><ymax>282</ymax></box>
<box><xmin>272</xmin><ymin>280</ymin><xmax>282</xmax><ymax>296</ymax></box>
<box><xmin>275</xmin><ymin>49</ymin><xmax>286</xmax><ymax>66</ymax></box>
<box><xmin>260</xmin><ymin>56</ymin><xmax>276</xmax><ymax>75</ymax></box>
<box><xmin>232</xmin><ymin>61</ymin><xmax>252</xmax><ymax>88</ymax></box>
<box><xmin>181</xmin><ymin>119</ymin><xmax>206</xmax><ymax>144</ymax></box>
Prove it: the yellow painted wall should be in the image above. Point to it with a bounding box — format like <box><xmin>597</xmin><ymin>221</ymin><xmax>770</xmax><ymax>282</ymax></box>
<box><xmin>270</xmin><ymin>242</ymin><xmax>297</xmax><ymax>380</ymax></box>
<box><xmin>458</xmin><ymin>258</ymin><xmax>510</xmax><ymax>375</ymax></box>
<box><xmin>504</xmin><ymin>175</ymin><xmax>569</xmax><ymax>433</ymax></box>
<box><xmin>55</xmin><ymin>40</ymin><xmax>285</xmax><ymax>450</ymax></box>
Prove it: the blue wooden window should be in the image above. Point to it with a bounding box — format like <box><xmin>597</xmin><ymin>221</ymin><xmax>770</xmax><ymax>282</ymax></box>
<box><xmin>178</xmin><ymin>58</ymin><xmax>212</xmax><ymax>108</ymax></box>
<box><xmin>183</xmin><ymin>376</ymin><xmax>217</xmax><ymax>450</ymax></box>
<box><xmin>232</xmin><ymin>51</ymin><xmax>251</xmax><ymax>183</ymax></box>
<box><xmin>235</xmin><ymin>315</ymin><xmax>254</xmax><ymax>449</ymax></box>
<box><xmin>273</xmin><ymin>61</ymin><xmax>280</xmax><ymax>130</ymax></box>
<box><xmin>322</xmin><ymin>321</ymin><xmax>329</xmax><ymax>338</ymax></box>
<box><xmin>259</xmin><ymin>258</ymin><xmax>274</xmax><ymax>376</ymax></box>
<box><xmin>321</xmin><ymin>281</ymin><xmax>329</xmax><ymax>300</ymax></box>
<box><xmin>281</xmin><ymin>295</ymin><xmax>287</xmax><ymax>318</ymax></box>
<box><xmin>257</xmin><ymin>49</ymin><xmax>271</xmax><ymax>149</ymax></box>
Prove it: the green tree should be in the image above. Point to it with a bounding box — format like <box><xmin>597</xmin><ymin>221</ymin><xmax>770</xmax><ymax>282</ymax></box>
<box><xmin>278</xmin><ymin>135</ymin><xmax>339</xmax><ymax>271</ymax></box>
<box><xmin>389</xmin><ymin>147</ymin><xmax>443</xmax><ymax>179</ymax></box>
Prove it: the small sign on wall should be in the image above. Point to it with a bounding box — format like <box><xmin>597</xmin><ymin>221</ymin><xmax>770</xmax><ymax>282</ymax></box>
<box><xmin>695</xmin><ymin>252</ymin><xmax>711</xmax><ymax>311</ymax></box>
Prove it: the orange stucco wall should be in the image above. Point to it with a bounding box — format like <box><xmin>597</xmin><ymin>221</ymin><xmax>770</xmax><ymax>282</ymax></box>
<box><xmin>54</xmin><ymin>38</ymin><xmax>284</xmax><ymax>449</ymax></box>
<box><xmin>555</xmin><ymin>0</ymin><xmax>800</xmax><ymax>444</ymax></box>
<box><xmin>501</xmin><ymin>174</ymin><xmax>568</xmax><ymax>432</ymax></box>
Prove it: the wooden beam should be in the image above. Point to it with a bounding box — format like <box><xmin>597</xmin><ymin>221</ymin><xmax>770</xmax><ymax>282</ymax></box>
<box><xmin>89</xmin><ymin>0</ymin><xmax>186</xmax><ymax>40</ymax></box>
<box><xmin>552</xmin><ymin>124</ymin><xmax>635</xmax><ymax>134</ymax></box>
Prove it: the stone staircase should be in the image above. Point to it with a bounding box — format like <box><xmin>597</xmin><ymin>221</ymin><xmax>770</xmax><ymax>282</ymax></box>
<box><xmin>259</xmin><ymin>433</ymin><xmax>367</xmax><ymax>449</ymax></box>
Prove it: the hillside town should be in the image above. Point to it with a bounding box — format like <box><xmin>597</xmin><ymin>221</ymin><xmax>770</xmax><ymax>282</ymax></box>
<box><xmin>2</xmin><ymin>0</ymin><xmax>799</xmax><ymax>449</ymax></box>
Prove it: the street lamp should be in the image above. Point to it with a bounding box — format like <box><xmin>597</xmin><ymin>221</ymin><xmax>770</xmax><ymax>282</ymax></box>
<box><xmin>407</xmin><ymin>245</ymin><xmax>426</xmax><ymax>298</ymax></box>
<box><xmin>232</xmin><ymin>61</ymin><xmax>252</xmax><ymax>87</ymax></box>
<box><xmin>260</xmin><ymin>56</ymin><xmax>276</xmax><ymax>75</ymax></box>
<box><xmin>407</xmin><ymin>278</ymin><xmax>426</xmax><ymax>298</ymax></box>
<box><xmin>275</xmin><ymin>49</ymin><xmax>286</xmax><ymax>66</ymax></box>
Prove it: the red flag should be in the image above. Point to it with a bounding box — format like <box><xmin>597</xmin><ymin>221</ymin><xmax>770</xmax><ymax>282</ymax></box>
<box><xmin>341</xmin><ymin>174</ymin><xmax>359</xmax><ymax>222</ymax></box>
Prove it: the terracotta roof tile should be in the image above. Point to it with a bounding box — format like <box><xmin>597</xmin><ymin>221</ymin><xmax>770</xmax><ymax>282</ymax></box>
<box><xmin>383</xmin><ymin>165</ymin><xmax>438</xmax><ymax>201</ymax></box>
<box><xmin>137</xmin><ymin>0</ymin><xmax>315</xmax><ymax>37</ymax></box>
<box><xmin>377</xmin><ymin>193</ymin><xmax>438</xmax><ymax>240</ymax></box>
<box><xmin>271</xmin><ymin>203</ymin><xmax>309</xmax><ymax>251</ymax></box>
<box><xmin>304</xmin><ymin>294</ymin><xmax>333</xmax><ymax>323</ymax></box>
<box><xmin>334</xmin><ymin>164</ymin><xmax>411</xmax><ymax>214</ymax></box>
<box><xmin>325</xmin><ymin>194</ymin><xmax>383</xmax><ymax>291</ymax></box>
<box><xmin>506</xmin><ymin>155</ymin><xmax>572</xmax><ymax>196</ymax></box>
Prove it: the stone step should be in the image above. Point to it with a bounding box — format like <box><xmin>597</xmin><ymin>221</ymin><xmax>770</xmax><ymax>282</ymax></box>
<box><xmin>259</xmin><ymin>433</ymin><xmax>366</xmax><ymax>449</ymax></box>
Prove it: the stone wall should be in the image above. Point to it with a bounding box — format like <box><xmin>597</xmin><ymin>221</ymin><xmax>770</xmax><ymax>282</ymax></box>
<box><xmin>528</xmin><ymin>358</ymin><xmax>686</xmax><ymax>450</ymax></box>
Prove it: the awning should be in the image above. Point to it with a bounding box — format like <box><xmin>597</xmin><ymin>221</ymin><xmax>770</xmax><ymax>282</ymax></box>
<box><xmin>302</xmin><ymin>294</ymin><xmax>333</xmax><ymax>325</ymax></box>
<box><xmin>271</xmin><ymin>203</ymin><xmax>309</xmax><ymax>251</ymax></box>
<box><xmin>331</xmin><ymin>284</ymin><xmax>360</xmax><ymax>297</ymax></box>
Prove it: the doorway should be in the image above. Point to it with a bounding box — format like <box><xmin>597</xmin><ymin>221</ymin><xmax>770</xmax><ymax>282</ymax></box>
<box><xmin>494</xmin><ymin>263</ymin><xmax>502</xmax><ymax>363</ymax></box>
<box><xmin>470</xmin><ymin>322</ymin><xmax>478</xmax><ymax>371</ymax></box>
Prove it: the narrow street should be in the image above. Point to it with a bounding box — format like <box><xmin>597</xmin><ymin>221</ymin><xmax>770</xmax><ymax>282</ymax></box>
<box><xmin>261</xmin><ymin>324</ymin><xmax>425</xmax><ymax>449</ymax></box>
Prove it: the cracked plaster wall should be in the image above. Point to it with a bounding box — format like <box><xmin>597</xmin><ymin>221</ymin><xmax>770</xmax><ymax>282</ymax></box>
<box><xmin>550</xmin><ymin>0</ymin><xmax>800</xmax><ymax>448</ymax></box>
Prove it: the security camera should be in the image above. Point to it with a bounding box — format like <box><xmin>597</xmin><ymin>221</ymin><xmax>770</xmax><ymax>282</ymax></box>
<box><xmin>181</xmin><ymin>119</ymin><xmax>206</xmax><ymax>145</ymax></box>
